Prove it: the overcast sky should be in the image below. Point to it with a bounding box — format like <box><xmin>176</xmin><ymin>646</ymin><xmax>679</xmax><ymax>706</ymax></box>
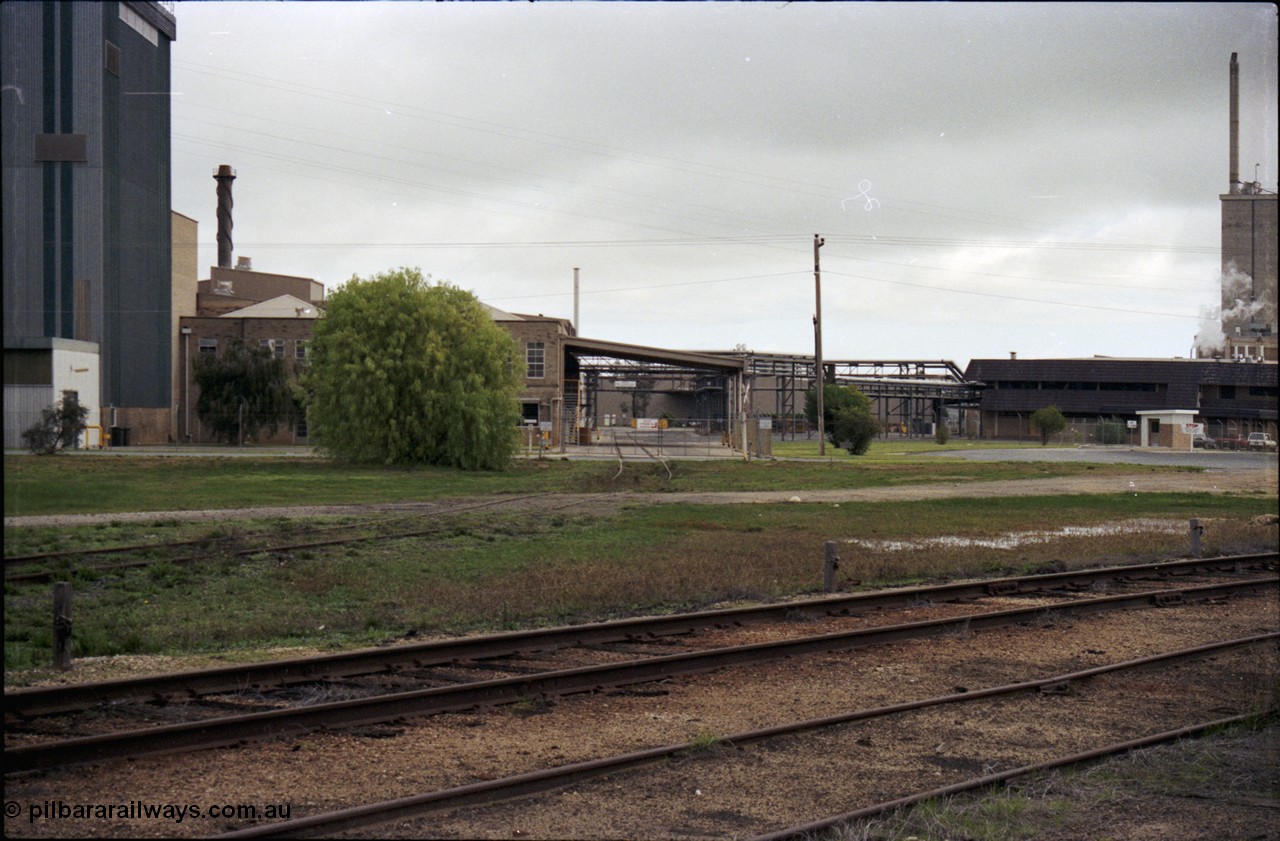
<box><xmin>169</xmin><ymin>1</ymin><xmax>1278</xmax><ymax>368</ymax></box>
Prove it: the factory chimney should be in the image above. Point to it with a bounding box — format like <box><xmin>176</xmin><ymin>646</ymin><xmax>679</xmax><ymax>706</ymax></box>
<box><xmin>214</xmin><ymin>165</ymin><xmax>237</xmax><ymax>268</ymax></box>
<box><xmin>1229</xmin><ymin>53</ymin><xmax>1240</xmax><ymax>195</ymax></box>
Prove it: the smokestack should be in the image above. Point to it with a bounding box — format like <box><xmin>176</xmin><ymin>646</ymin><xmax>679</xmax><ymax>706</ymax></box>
<box><xmin>1229</xmin><ymin>53</ymin><xmax>1240</xmax><ymax>195</ymax></box>
<box><xmin>214</xmin><ymin>164</ymin><xmax>237</xmax><ymax>268</ymax></box>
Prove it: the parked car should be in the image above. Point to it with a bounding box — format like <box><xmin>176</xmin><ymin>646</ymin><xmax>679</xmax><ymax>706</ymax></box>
<box><xmin>1192</xmin><ymin>432</ymin><xmax>1217</xmax><ymax>449</ymax></box>
<box><xmin>1247</xmin><ymin>432</ymin><xmax>1277</xmax><ymax>450</ymax></box>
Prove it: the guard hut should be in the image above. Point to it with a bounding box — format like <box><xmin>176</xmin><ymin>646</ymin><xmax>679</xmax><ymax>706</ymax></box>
<box><xmin>1135</xmin><ymin>409</ymin><xmax>1199</xmax><ymax>449</ymax></box>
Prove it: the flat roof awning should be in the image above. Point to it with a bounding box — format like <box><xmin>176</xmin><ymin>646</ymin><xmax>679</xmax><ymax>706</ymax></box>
<box><xmin>564</xmin><ymin>337</ymin><xmax>746</xmax><ymax>373</ymax></box>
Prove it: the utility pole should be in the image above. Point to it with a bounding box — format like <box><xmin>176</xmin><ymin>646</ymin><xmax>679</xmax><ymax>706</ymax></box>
<box><xmin>813</xmin><ymin>234</ymin><xmax>825</xmax><ymax>456</ymax></box>
<box><xmin>573</xmin><ymin>267</ymin><xmax>580</xmax><ymax>335</ymax></box>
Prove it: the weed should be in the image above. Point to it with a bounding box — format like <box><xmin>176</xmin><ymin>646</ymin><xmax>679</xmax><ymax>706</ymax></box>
<box><xmin>688</xmin><ymin>729</ymin><xmax>720</xmax><ymax>750</ymax></box>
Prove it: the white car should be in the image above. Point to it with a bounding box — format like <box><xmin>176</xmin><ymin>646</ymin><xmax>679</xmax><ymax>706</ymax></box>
<box><xmin>1246</xmin><ymin>432</ymin><xmax>1277</xmax><ymax>450</ymax></box>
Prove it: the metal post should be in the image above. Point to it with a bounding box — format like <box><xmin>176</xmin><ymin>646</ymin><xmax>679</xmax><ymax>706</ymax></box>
<box><xmin>813</xmin><ymin>234</ymin><xmax>825</xmax><ymax>456</ymax></box>
<box><xmin>1189</xmin><ymin>518</ymin><xmax>1204</xmax><ymax>559</ymax></box>
<box><xmin>823</xmin><ymin>540</ymin><xmax>840</xmax><ymax>592</ymax></box>
<box><xmin>182</xmin><ymin>327</ymin><xmax>191</xmax><ymax>441</ymax></box>
<box><xmin>53</xmin><ymin>582</ymin><xmax>72</xmax><ymax>670</ymax></box>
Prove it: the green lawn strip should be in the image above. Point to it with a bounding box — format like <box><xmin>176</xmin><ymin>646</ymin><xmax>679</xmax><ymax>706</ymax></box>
<box><xmin>771</xmin><ymin>439</ymin><xmax>1054</xmax><ymax>458</ymax></box>
<box><xmin>5</xmin><ymin>493</ymin><xmax>1274</xmax><ymax>675</ymax></box>
<box><xmin>4</xmin><ymin>454</ymin><xmax>1191</xmax><ymax>518</ymax></box>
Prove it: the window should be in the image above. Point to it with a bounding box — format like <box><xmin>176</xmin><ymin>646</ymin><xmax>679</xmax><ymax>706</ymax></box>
<box><xmin>526</xmin><ymin>341</ymin><xmax>545</xmax><ymax>379</ymax></box>
<box><xmin>198</xmin><ymin>338</ymin><xmax>217</xmax><ymax>354</ymax></box>
<box><xmin>1220</xmin><ymin>385</ymin><xmax>1236</xmax><ymax>399</ymax></box>
<box><xmin>295</xmin><ymin>340</ymin><xmax>309</xmax><ymax>362</ymax></box>
<box><xmin>259</xmin><ymin>339</ymin><xmax>285</xmax><ymax>359</ymax></box>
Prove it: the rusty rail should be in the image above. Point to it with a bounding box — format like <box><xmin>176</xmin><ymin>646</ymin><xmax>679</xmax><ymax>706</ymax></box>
<box><xmin>6</xmin><ymin>577</ymin><xmax>1274</xmax><ymax>773</ymax></box>
<box><xmin>3</xmin><ymin>495</ymin><xmax>556</xmax><ymax>583</ymax></box>
<box><xmin>212</xmin><ymin>633</ymin><xmax>1277</xmax><ymax>838</ymax></box>
<box><xmin>8</xmin><ymin>554</ymin><xmax>1272</xmax><ymax>719</ymax></box>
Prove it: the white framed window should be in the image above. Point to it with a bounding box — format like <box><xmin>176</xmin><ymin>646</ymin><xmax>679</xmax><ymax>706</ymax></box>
<box><xmin>295</xmin><ymin>340</ymin><xmax>309</xmax><ymax>362</ymax></box>
<box><xmin>526</xmin><ymin>341</ymin><xmax>545</xmax><ymax>379</ymax></box>
<box><xmin>259</xmin><ymin>338</ymin><xmax>285</xmax><ymax>359</ymax></box>
<box><xmin>198</xmin><ymin>338</ymin><xmax>217</xmax><ymax>354</ymax></box>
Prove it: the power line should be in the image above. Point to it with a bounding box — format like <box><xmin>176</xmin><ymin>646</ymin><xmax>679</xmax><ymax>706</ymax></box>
<box><xmin>823</xmin><ymin>269</ymin><xmax>1204</xmax><ymax>321</ymax></box>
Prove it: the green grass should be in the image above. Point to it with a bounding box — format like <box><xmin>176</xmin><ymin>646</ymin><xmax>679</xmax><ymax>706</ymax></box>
<box><xmin>4</xmin><ymin>449</ymin><xmax>1195</xmax><ymax>517</ymax></box>
<box><xmin>5</xmin><ymin>492</ymin><xmax>1275</xmax><ymax>675</ymax></box>
<box><xmin>770</xmin><ymin>438</ymin><xmax>1051</xmax><ymax>458</ymax></box>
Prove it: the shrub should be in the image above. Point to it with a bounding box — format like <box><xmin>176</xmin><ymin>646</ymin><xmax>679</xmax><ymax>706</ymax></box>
<box><xmin>21</xmin><ymin>393</ymin><xmax>88</xmax><ymax>454</ymax></box>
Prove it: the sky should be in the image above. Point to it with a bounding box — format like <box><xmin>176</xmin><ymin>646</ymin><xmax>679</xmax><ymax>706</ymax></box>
<box><xmin>169</xmin><ymin>1</ymin><xmax>1278</xmax><ymax>369</ymax></box>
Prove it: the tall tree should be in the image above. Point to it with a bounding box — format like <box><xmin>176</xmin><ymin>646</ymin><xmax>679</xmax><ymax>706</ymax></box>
<box><xmin>194</xmin><ymin>339</ymin><xmax>294</xmax><ymax>444</ymax></box>
<box><xmin>805</xmin><ymin>383</ymin><xmax>879</xmax><ymax>455</ymax></box>
<box><xmin>306</xmin><ymin>268</ymin><xmax>524</xmax><ymax>468</ymax></box>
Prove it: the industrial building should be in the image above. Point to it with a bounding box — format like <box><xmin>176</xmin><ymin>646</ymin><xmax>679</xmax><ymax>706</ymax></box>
<box><xmin>4</xmin><ymin>14</ymin><xmax>1274</xmax><ymax>454</ymax></box>
<box><xmin>3</xmin><ymin>1</ymin><xmax>177</xmax><ymax>448</ymax></box>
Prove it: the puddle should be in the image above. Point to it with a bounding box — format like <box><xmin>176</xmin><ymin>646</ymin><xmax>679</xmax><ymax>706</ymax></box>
<box><xmin>843</xmin><ymin>518</ymin><xmax>1185</xmax><ymax>552</ymax></box>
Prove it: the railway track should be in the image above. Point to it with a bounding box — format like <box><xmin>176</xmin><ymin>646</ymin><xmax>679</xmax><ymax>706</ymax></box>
<box><xmin>5</xmin><ymin>557</ymin><xmax>1274</xmax><ymax>773</ymax></box>
<box><xmin>3</xmin><ymin>494</ymin><xmax>576</xmax><ymax>585</ymax></box>
<box><xmin>210</xmin><ymin>635</ymin><xmax>1277</xmax><ymax>839</ymax></box>
<box><xmin>7</xmin><ymin>554</ymin><xmax>1271</xmax><ymax>719</ymax></box>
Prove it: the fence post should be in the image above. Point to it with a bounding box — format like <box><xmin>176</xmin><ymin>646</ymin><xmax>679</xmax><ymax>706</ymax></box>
<box><xmin>53</xmin><ymin>581</ymin><xmax>73</xmax><ymax>670</ymax></box>
<box><xmin>823</xmin><ymin>541</ymin><xmax>840</xmax><ymax>592</ymax></box>
<box><xmin>1188</xmin><ymin>518</ymin><xmax>1204</xmax><ymax>559</ymax></box>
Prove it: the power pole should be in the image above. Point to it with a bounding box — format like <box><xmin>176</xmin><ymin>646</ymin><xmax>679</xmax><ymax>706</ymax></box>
<box><xmin>813</xmin><ymin>234</ymin><xmax>825</xmax><ymax>456</ymax></box>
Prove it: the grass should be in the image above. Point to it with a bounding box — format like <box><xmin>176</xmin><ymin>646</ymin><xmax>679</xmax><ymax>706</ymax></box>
<box><xmin>827</xmin><ymin>720</ymin><xmax>1279</xmax><ymax>841</ymax></box>
<box><xmin>4</xmin><ymin>447</ymin><xmax>1199</xmax><ymax>517</ymax></box>
<box><xmin>769</xmin><ymin>438</ymin><xmax>1050</xmax><ymax>459</ymax></box>
<box><xmin>5</xmin><ymin>491</ymin><xmax>1276</xmax><ymax>676</ymax></box>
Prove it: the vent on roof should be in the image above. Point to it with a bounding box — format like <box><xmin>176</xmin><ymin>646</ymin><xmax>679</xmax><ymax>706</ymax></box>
<box><xmin>235</xmin><ymin>256</ymin><xmax>253</xmax><ymax>270</ymax></box>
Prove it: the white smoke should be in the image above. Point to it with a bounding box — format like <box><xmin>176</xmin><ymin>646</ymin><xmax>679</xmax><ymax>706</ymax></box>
<box><xmin>1193</xmin><ymin>263</ymin><xmax>1276</xmax><ymax>357</ymax></box>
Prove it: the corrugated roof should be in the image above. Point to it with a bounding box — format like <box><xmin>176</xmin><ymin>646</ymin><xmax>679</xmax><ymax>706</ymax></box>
<box><xmin>219</xmin><ymin>295</ymin><xmax>320</xmax><ymax>319</ymax></box>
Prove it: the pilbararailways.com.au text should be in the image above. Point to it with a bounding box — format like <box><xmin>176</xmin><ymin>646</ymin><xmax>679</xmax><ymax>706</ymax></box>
<box><xmin>11</xmin><ymin>799</ymin><xmax>291</xmax><ymax>824</ymax></box>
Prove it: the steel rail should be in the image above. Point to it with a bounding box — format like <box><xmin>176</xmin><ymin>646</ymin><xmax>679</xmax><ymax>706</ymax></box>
<box><xmin>7</xmin><ymin>554</ymin><xmax>1271</xmax><ymax>718</ymax></box>
<box><xmin>3</xmin><ymin>494</ymin><xmax>561</xmax><ymax>584</ymax></box>
<box><xmin>749</xmin><ymin>712</ymin><xmax>1274</xmax><ymax>841</ymax></box>
<box><xmin>6</xmin><ymin>577</ymin><xmax>1273</xmax><ymax>773</ymax></box>
<box><xmin>211</xmin><ymin>634</ymin><xmax>1277</xmax><ymax>839</ymax></box>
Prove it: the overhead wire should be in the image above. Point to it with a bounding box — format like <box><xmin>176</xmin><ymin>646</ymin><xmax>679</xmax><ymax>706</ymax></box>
<box><xmin>169</xmin><ymin>57</ymin><xmax>1224</xmax><ymax>329</ymax></box>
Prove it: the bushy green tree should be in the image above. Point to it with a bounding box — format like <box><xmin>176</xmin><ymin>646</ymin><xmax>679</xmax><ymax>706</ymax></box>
<box><xmin>194</xmin><ymin>339</ymin><xmax>294</xmax><ymax>444</ymax></box>
<box><xmin>306</xmin><ymin>268</ymin><xmax>523</xmax><ymax>468</ymax></box>
<box><xmin>1030</xmin><ymin>405</ymin><xmax>1067</xmax><ymax>445</ymax></box>
<box><xmin>22</xmin><ymin>392</ymin><xmax>88</xmax><ymax>454</ymax></box>
<box><xmin>805</xmin><ymin>384</ymin><xmax>879</xmax><ymax>455</ymax></box>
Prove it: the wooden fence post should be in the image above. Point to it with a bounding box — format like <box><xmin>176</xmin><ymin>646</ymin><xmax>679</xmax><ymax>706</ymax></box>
<box><xmin>53</xmin><ymin>581</ymin><xmax>73</xmax><ymax>670</ymax></box>
<box><xmin>1189</xmin><ymin>518</ymin><xmax>1204</xmax><ymax>559</ymax></box>
<box><xmin>823</xmin><ymin>541</ymin><xmax>840</xmax><ymax>593</ymax></box>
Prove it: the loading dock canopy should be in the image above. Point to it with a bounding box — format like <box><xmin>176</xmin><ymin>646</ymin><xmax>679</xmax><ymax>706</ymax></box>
<box><xmin>563</xmin><ymin>337</ymin><xmax>746</xmax><ymax>373</ymax></box>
